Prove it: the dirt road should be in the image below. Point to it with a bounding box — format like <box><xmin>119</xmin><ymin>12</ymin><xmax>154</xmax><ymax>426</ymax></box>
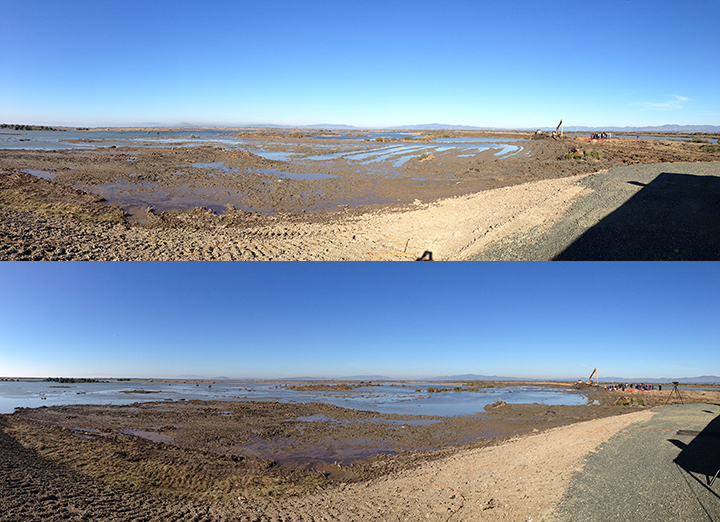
<box><xmin>557</xmin><ymin>403</ymin><xmax>720</xmax><ymax>521</ymax></box>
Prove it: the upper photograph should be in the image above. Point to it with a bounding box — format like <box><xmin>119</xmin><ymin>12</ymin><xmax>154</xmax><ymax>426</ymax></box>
<box><xmin>2</xmin><ymin>1</ymin><xmax>719</xmax><ymax>260</ymax></box>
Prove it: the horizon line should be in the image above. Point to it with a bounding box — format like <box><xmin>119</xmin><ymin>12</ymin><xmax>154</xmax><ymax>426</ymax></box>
<box><xmin>5</xmin><ymin>374</ymin><xmax>720</xmax><ymax>383</ymax></box>
<box><xmin>5</xmin><ymin>122</ymin><xmax>720</xmax><ymax>132</ymax></box>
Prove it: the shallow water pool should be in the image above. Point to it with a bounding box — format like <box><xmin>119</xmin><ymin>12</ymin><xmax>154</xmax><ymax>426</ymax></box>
<box><xmin>0</xmin><ymin>380</ymin><xmax>595</xmax><ymax>416</ymax></box>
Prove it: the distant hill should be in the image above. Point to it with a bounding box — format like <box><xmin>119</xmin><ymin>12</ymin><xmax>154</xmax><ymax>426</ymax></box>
<box><xmin>269</xmin><ymin>123</ymin><xmax>720</xmax><ymax>133</ymax></box>
<box><xmin>429</xmin><ymin>374</ymin><xmax>720</xmax><ymax>383</ymax></box>
<box><xmin>600</xmin><ymin>376</ymin><xmax>720</xmax><ymax>384</ymax></box>
<box><xmin>277</xmin><ymin>375</ymin><xmax>394</xmax><ymax>381</ymax></box>
<box><xmin>564</xmin><ymin>124</ymin><xmax>720</xmax><ymax>134</ymax></box>
<box><xmin>172</xmin><ymin>374</ymin><xmax>720</xmax><ymax>383</ymax></box>
<box><xmin>429</xmin><ymin>374</ymin><xmax>523</xmax><ymax>381</ymax></box>
<box><xmin>125</xmin><ymin>122</ymin><xmax>720</xmax><ymax>133</ymax></box>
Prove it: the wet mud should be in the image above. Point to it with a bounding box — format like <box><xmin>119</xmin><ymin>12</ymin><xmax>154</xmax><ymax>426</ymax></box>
<box><xmin>1</xmin><ymin>130</ymin><xmax>718</xmax><ymax>260</ymax></box>
<box><xmin>2</xmin><ymin>385</ymin><xmax>718</xmax><ymax>521</ymax></box>
<box><xmin>0</xmin><ymin>133</ymin><xmax>588</xmax><ymax>221</ymax></box>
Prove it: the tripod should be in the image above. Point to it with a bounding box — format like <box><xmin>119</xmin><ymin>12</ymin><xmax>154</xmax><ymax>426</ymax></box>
<box><xmin>664</xmin><ymin>382</ymin><xmax>683</xmax><ymax>405</ymax></box>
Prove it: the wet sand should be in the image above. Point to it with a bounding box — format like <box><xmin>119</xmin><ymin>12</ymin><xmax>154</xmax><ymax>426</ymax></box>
<box><xmin>2</xmin><ymin>385</ymin><xmax>717</xmax><ymax>521</ymax></box>
<box><xmin>2</xmin><ymin>130</ymin><xmax>718</xmax><ymax>260</ymax></box>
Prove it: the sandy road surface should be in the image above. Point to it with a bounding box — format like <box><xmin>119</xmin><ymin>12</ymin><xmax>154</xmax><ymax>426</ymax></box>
<box><xmin>557</xmin><ymin>403</ymin><xmax>720</xmax><ymax>522</ymax></box>
<box><xmin>475</xmin><ymin>161</ymin><xmax>720</xmax><ymax>261</ymax></box>
<box><xmin>279</xmin><ymin>410</ymin><xmax>656</xmax><ymax>522</ymax></box>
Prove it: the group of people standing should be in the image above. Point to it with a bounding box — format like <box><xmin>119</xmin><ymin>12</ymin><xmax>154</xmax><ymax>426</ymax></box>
<box><xmin>589</xmin><ymin>132</ymin><xmax>610</xmax><ymax>140</ymax></box>
<box><xmin>606</xmin><ymin>383</ymin><xmax>659</xmax><ymax>391</ymax></box>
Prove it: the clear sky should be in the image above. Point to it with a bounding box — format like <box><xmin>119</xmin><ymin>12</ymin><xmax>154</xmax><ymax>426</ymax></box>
<box><xmin>1</xmin><ymin>262</ymin><xmax>717</xmax><ymax>381</ymax></box>
<box><xmin>2</xmin><ymin>0</ymin><xmax>718</xmax><ymax>128</ymax></box>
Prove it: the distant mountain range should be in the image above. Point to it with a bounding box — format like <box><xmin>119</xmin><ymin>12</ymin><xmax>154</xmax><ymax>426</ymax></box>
<box><xmin>430</xmin><ymin>374</ymin><xmax>720</xmax><ymax>384</ymax></box>
<box><xmin>135</xmin><ymin>123</ymin><xmax>720</xmax><ymax>133</ymax></box>
<box><xmin>595</xmin><ymin>376</ymin><xmax>720</xmax><ymax>384</ymax></box>
<box><xmin>174</xmin><ymin>374</ymin><xmax>720</xmax><ymax>383</ymax></box>
<box><xmin>552</xmin><ymin>124</ymin><xmax>720</xmax><ymax>134</ymax></box>
<box><xmin>256</xmin><ymin>123</ymin><xmax>720</xmax><ymax>133</ymax></box>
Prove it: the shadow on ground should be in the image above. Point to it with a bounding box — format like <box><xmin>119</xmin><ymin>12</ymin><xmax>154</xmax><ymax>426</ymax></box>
<box><xmin>669</xmin><ymin>407</ymin><xmax>720</xmax><ymax>498</ymax></box>
<box><xmin>554</xmin><ymin>172</ymin><xmax>720</xmax><ymax>260</ymax></box>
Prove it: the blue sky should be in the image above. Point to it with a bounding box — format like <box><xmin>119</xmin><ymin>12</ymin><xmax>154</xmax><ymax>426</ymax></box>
<box><xmin>0</xmin><ymin>262</ymin><xmax>717</xmax><ymax>381</ymax></box>
<box><xmin>2</xmin><ymin>0</ymin><xmax>718</xmax><ymax>128</ymax></box>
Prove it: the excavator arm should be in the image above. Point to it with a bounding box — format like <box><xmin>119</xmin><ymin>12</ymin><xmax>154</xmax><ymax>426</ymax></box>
<box><xmin>587</xmin><ymin>367</ymin><xmax>598</xmax><ymax>386</ymax></box>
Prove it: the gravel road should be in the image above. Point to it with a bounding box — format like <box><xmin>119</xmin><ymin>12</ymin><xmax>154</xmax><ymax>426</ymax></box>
<box><xmin>473</xmin><ymin>162</ymin><xmax>720</xmax><ymax>260</ymax></box>
<box><xmin>556</xmin><ymin>403</ymin><xmax>720</xmax><ymax>521</ymax></box>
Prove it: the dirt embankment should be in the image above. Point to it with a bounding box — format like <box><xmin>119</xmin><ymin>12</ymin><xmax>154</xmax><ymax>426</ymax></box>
<box><xmin>1</xmin><ymin>132</ymin><xmax>718</xmax><ymax>260</ymax></box>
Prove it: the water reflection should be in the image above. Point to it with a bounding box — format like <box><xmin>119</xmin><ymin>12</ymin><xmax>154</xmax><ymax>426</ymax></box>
<box><xmin>21</xmin><ymin>168</ymin><xmax>55</xmax><ymax>180</ymax></box>
<box><xmin>256</xmin><ymin>168</ymin><xmax>337</xmax><ymax>180</ymax></box>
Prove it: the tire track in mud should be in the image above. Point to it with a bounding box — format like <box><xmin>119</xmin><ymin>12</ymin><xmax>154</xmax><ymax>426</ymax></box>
<box><xmin>0</xmin><ymin>417</ymin><xmax>224</xmax><ymax>521</ymax></box>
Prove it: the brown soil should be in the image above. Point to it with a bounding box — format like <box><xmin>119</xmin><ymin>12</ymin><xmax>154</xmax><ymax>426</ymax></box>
<box><xmin>2</xmin><ymin>131</ymin><xmax>718</xmax><ymax>260</ymax></box>
<box><xmin>2</xmin><ymin>386</ymin><xmax>717</xmax><ymax>521</ymax></box>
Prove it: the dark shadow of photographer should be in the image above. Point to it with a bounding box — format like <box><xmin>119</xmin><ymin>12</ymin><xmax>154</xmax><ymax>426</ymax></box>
<box><xmin>668</xmin><ymin>409</ymin><xmax>720</xmax><ymax>497</ymax></box>
<box><xmin>554</xmin><ymin>172</ymin><xmax>720</xmax><ymax>260</ymax></box>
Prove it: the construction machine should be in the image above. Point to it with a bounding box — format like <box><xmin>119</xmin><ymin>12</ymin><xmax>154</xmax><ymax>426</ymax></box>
<box><xmin>552</xmin><ymin>119</ymin><xmax>563</xmax><ymax>139</ymax></box>
<box><xmin>587</xmin><ymin>367</ymin><xmax>598</xmax><ymax>386</ymax></box>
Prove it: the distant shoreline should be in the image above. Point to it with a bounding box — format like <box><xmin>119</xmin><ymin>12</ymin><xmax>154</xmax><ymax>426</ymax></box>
<box><xmin>2</xmin><ymin>377</ymin><xmax>719</xmax><ymax>387</ymax></box>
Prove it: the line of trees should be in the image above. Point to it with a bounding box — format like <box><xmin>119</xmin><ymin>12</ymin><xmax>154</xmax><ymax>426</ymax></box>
<box><xmin>45</xmin><ymin>377</ymin><xmax>101</xmax><ymax>383</ymax></box>
<box><xmin>1</xmin><ymin>123</ymin><xmax>63</xmax><ymax>131</ymax></box>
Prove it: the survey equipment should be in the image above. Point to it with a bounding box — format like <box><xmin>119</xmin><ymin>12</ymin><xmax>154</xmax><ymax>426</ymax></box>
<box><xmin>664</xmin><ymin>381</ymin><xmax>684</xmax><ymax>405</ymax></box>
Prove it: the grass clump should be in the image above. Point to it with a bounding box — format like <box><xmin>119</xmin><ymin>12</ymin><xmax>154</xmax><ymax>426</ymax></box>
<box><xmin>463</xmin><ymin>380</ymin><xmax>495</xmax><ymax>388</ymax></box>
<box><xmin>615</xmin><ymin>396</ymin><xmax>644</xmax><ymax>406</ymax></box>
<box><xmin>0</xmin><ymin>189</ymin><xmax>123</xmax><ymax>223</ymax></box>
<box><xmin>563</xmin><ymin>150</ymin><xmax>600</xmax><ymax>161</ymax></box>
<box><xmin>427</xmin><ymin>386</ymin><xmax>467</xmax><ymax>393</ymax></box>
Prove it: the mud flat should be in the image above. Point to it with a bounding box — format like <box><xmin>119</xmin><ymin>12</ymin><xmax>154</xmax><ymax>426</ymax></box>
<box><xmin>1</xmin><ymin>130</ymin><xmax>718</xmax><ymax>260</ymax></box>
<box><xmin>1</xmin><ymin>387</ymin><xmax>718</xmax><ymax>521</ymax></box>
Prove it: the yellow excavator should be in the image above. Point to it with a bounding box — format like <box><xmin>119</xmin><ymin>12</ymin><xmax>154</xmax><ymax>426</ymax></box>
<box><xmin>587</xmin><ymin>367</ymin><xmax>598</xmax><ymax>386</ymax></box>
<box><xmin>552</xmin><ymin>119</ymin><xmax>564</xmax><ymax>139</ymax></box>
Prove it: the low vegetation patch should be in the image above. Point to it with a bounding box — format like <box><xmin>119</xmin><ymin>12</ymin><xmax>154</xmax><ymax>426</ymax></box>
<box><xmin>463</xmin><ymin>381</ymin><xmax>496</xmax><ymax>388</ymax></box>
<box><xmin>427</xmin><ymin>387</ymin><xmax>464</xmax><ymax>393</ymax></box>
<box><xmin>45</xmin><ymin>377</ymin><xmax>101</xmax><ymax>383</ymax></box>
<box><xmin>563</xmin><ymin>149</ymin><xmax>600</xmax><ymax>161</ymax></box>
<box><xmin>614</xmin><ymin>396</ymin><xmax>645</xmax><ymax>407</ymax></box>
<box><xmin>0</xmin><ymin>188</ymin><xmax>123</xmax><ymax>223</ymax></box>
<box><xmin>700</xmin><ymin>144</ymin><xmax>720</xmax><ymax>152</ymax></box>
<box><xmin>1</xmin><ymin>123</ymin><xmax>62</xmax><ymax>131</ymax></box>
<box><xmin>282</xmin><ymin>383</ymin><xmax>371</xmax><ymax>392</ymax></box>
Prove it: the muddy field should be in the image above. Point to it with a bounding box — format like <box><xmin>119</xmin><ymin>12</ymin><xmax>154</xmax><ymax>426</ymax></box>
<box><xmin>2</xmin><ymin>384</ymin><xmax>717</xmax><ymax>521</ymax></box>
<box><xmin>1</xmin><ymin>130</ymin><xmax>718</xmax><ymax>260</ymax></box>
